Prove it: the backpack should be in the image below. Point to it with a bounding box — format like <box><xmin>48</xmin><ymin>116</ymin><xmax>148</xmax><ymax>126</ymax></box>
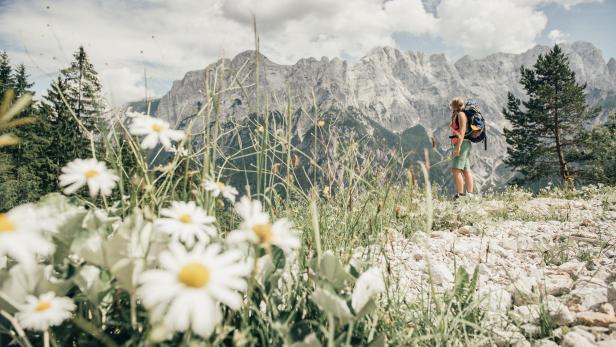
<box><xmin>456</xmin><ymin>99</ymin><xmax>487</xmax><ymax>150</ymax></box>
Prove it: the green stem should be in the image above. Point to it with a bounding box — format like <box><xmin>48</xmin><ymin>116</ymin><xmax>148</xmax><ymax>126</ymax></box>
<box><xmin>72</xmin><ymin>315</ymin><xmax>119</xmax><ymax>347</ymax></box>
<box><xmin>0</xmin><ymin>310</ymin><xmax>33</xmax><ymax>347</ymax></box>
<box><xmin>345</xmin><ymin>321</ymin><xmax>354</xmax><ymax>346</ymax></box>
<box><xmin>43</xmin><ymin>329</ymin><xmax>49</xmax><ymax>347</ymax></box>
<box><xmin>327</xmin><ymin>313</ymin><xmax>335</xmax><ymax>347</ymax></box>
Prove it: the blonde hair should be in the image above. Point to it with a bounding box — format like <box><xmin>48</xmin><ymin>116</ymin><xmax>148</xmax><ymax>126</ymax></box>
<box><xmin>450</xmin><ymin>97</ymin><xmax>465</xmax><ymax>112</ymax></box>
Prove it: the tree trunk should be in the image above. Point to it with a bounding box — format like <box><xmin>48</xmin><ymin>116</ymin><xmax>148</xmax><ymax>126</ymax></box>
<box><xmin>554</xmin><ymin>110</ymin><xmax>570</xmax><ymax>183</ymax></box>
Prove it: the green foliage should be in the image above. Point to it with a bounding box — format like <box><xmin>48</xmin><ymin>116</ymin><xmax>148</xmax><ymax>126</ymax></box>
<box><xmin>504</xmin><ymin>44</ymin><xmax>599</xmax><ymax>186</ymax></box>
<box><xmin>0</xmin><ymin>47</ymin><xmax>108</xmax><ymax>210</ymax></box>
<box><xmin>571</xmin><ymin>112</ymin><xmax>616</xmax><ymax>184</ymax></box>
<box><xmin>0</xmin><ymin>51</ymin><xmax>15</xmax><ymax>97</ymax></box>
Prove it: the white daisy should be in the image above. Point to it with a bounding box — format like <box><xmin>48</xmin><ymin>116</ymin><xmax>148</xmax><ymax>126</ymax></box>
<box><xmin>16</xmin><ymin>292</ymin><xmax>75</xmax><ymax>331</ymax></box>
<box><xmin>59</xmin><ymin>158</ymin><xmax>119</xmax><ymax>197</ymax></box>
<box><xmin>156</xmin><ymin>201</ymin><xmax>217</xmax><ymax>247</ymax></box>
<box><xmin>203</xmin><ymin>180</ymin><xmax>238</xmax><ymax>202</ymax></box>
<box><xmin>0</xmin><ymin>204</ymin><xmax>53</xmax><ymax>266</ymax></box>
<box><xmin>128</xmin><ymin>114</ymin><xmax>185</xmax><ymax>150</ymax></box>
<box><xmin>227</xmin><ymin>196</ymin><xmax>300</xmax><ymax>252</ymax></box>
<box><xmin>351</xmin><ymin>267</ymin><xmax>386</xmax><ymax>312</ymax></box>
<box><xmin>137</xmin><ymin>243</ymin><xmax>251</xmax><ymax>338</ymax></box>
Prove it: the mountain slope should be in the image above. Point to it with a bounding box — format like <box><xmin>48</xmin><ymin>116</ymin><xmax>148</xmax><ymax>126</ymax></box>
<box><xmin>153</xmin><ymin>42</ymin><xmax>616</xmax><ymax>189</ymax></box>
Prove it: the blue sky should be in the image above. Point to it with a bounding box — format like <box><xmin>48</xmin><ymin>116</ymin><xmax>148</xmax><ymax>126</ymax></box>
<box><xmin>0</xmin><ymin>0</ymin><xmax>613</xmax><ymax>106</ymax></box>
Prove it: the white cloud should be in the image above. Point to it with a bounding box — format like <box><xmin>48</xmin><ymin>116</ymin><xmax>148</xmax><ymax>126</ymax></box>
<box><xmin>436</xmin><ymin>0</ymin><xmax>548</xmax><ymax>57</ymax></box>
<box><xmin>548</xmin><ymin>29</ymin><xmax>569</xmax><ymax>44</ymax></box>
<box><xmin>0</xmin><ymin>0</ymin><xmax>604</xmax><ymax>105</ymax></box>
<box><xmin>100</xmin><ymin>67</ymin><xmax>156</xmax><ymax>106</ymax></box>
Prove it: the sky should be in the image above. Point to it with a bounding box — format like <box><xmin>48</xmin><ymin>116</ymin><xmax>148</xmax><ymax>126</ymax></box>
<box><xmin>0</xmin><ymin>0</ymin><xmax>614</xmax><ymax>106</ymax></box>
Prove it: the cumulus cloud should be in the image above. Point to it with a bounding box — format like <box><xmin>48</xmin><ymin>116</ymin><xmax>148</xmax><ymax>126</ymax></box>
<box><xmin>548</xmin><ymin>29</ymin><xmax>569</xmax><ymax>44</ymax></box>
<box><xmin>0</xmin><ymin>0</ymin><xmax>603</xmax><ymax>105</ymax></box>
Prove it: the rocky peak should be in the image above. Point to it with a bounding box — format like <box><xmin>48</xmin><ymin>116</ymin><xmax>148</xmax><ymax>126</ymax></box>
<box><xmin>608</xmin><ymin>58</ymin><xmax>616</xmax><ymax>77</ymax></box>
<box><xmin>153</xmin><ymin>41</ymin><xmax>616</xmax><ymax>189</ymax></box>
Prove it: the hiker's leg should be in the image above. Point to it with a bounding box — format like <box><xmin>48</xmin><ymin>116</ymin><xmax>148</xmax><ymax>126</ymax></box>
<box><xmin>452</xmin><ymin>168</ymin><xmax>464</xmax><ymax>194</ymax></box>
<box><xmin>463</xmin><ymin>168</ymin><xmax>474</xmax><ymax>193</ymax></box>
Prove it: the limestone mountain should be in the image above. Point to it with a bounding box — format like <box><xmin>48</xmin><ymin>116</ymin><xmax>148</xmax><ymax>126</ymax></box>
<box><xmin>152</xmin><ymin>41</ymin><xmax>616</xmax><ymax>190</ymax></box>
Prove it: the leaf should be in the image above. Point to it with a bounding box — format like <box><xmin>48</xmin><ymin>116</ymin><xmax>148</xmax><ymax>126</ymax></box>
<box><xmin>272</xmin><ymin>245</ymin><xmax>286</xmax><ymax>270</ymax></box>
<box><xmin>73</xmin><ymin>265</ymin><xmax>109</xmax><ymax>305</ymax></box>
<box><xmin>309</xmin><ymin>287</ymin><xmax>352</xmax><ymax>322</ymax></box>
<box><xmin>354</xmin><ymin>298</ymin><xmax>377</xmax><ymax>320</ymax></box>
<box><xmin>319</xmin><ymin>251</ymin><xmax>354</xmax><ymax>289</ymax></box>
<box><xmin>367</xmin><ymin>335</ymin><xmax>387</xmax><ymax>347</ymax></box>
<box><xmin>290</xmin><ymin>333</ymin><xmax>323</xmax><ymax>347</ymax></box>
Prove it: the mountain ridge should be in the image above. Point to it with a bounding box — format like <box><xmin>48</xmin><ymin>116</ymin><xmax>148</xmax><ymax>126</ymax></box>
<box><xmin>152</xmin><ymin>41</ymin><xmax>616</xmax><ymax>189</ymax></box>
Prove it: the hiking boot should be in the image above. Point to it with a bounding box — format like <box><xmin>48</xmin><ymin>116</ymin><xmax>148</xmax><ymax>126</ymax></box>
<box><xmin>453</xmin><ymin>192</ymin><xmax>465</xmax><ymax>200</ymax></box>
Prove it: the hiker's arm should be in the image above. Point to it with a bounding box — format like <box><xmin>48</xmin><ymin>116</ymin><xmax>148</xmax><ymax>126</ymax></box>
<box><xmin>455</xmin><ymin>112</ymin><xmax>467</xmax><ymax>155</ymax></box>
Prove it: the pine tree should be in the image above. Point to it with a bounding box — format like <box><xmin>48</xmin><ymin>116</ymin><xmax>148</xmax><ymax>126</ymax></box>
<box><xmin>0</xmin><ymin>51</ymin><xmax>15</xmax><ymax>97</ymax></box>
<box><xmin>503</xmin><ymin>45</ymin><xmax>598</xmax><ymax>185</ymax></box>
<box><xmin>0</xmin><ymin>61</ymin><xmax>56</xmax><ymax>210</ymax></box>
<box><xmin>41</xmin><ymin>76</ymin><xmax>91</xmax><ymax>168</ymax></box>
<box><xmin>60</xmin><ymin>46</ymin><xmax>105</xmax><ymax>130</ymax></box>
<box><xmin>573</xmin><ymin>112</ymin><xmax>616</xmax><ymax>184</ymax></box>
<box><xmin>13</xmin><ymin>64</ymin><xmax>34</xmax><ymax>97</ymax></box>
<box><xmin>41</xmin><ymin>46</ymin><xmax>105</xmax><ymax>166</ymax></box>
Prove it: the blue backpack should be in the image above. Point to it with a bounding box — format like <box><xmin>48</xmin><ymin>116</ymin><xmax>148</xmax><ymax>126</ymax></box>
<box><xmin>458</xmin><ymin>99</ymin><xmax>487</xmax><ymax>150</ymax></box>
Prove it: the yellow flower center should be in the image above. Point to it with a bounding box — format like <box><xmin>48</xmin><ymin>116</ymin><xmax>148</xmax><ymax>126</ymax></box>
<box><xmin>318</xmin><ymin>120</ymin><xmax>325</xmax><ymax>127</ymax></box>
<box><xmin>178</xmin><ymin>262</ymin><xmax>210</xmax><ymax>288</ymax></box>
<box><xmin>35</xmin><ymin>301</ymin><xmax>51</xmax><ymax>312</ymax></box>
<box><xmin>252</xmin><ymin>223</ymin><xmax>273</xmax><ymax>244</ymax></box>
<box><xmin>216</xmin><ymin>182</ymin><xmax>225</xmax><ymax>190</ymax></box>
<box><xmin>151</xmin><ymin>123</ymin><xmax>162</xmax><ymax>133</ymax></box>
<box><xmin>84</xmin><ymin>169</ymin><xmax>99</xmax><ymax>179</ymax></box>
<box><xmin>178</xmin><ymin>214</ymin><xmax>192</xmax><ymax>224</ymax></box>
<box><xmin>0</xmin><ymin>214</ymin><xmax>15</xmax><ymax>233</ymax></box>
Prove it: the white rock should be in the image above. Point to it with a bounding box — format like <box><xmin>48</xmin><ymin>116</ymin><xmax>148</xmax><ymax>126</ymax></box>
<box><xmin>598</xmin><ymin>303</ymin><xmax>614</xmax><ymax>316</ymax></box>
<box><xmin>596</xmin><ymin>340</ymin><xmax>616</xmax><ymax>347</ymax></box>
<box><xmin>531</xmin><ymin>339</ymin><xmax>558</xmax><ymax>347</ymax></box>
<box><xmin>570</xmin><ymin>284</ymin><xmax>607</xmax><ymax>308</ymax></box>
<box><xmin>558</xmin><ymin>261</ymin><xmax>586</xmax><ymax>275</ymax></box>
<box><xmin>561</xmin><ymin>331</ymin><xmax>596</xmax><ymax>347</ymax></box>
<box><xmin>511</xmin><ymin>305</ymin><xmax>540</xmax><ymax>325</ymax></box>
<box><xmin>607</xmin><ymin>283</ymin><xmax>616</xmax><ymax>308</ymax></box>
<box><xmin>501</xmin><ymin>238</ymin><xmax>518</xmax><ymax>251</ymax></box>
<box><xmin>479</xmin><ymin>286</ymin><xmax>512</xmax><ymax>313</ymax></box>
<box><xmin>510</xmin><ymin>277</ymin><xmax>539</xmax><ymax>305</ymax></box>
<box><xmin>542</xmin><ymin>274</ymin><xmax>573</xmax><ymax>296</ymax></box>
<box><xmin>510</xmin><ymin>300</ymin><xmax>573</xmax><ymax>326</ymax></box>
<box><xmin>425</xmin><ymin>262</ymin><xmax>453</xmax><ymax>285</ymax></box>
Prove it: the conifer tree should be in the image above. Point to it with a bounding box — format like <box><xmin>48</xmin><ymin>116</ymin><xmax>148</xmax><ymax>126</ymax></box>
<box><xmin>41</xmin><ymin>76</ymin><xmax>91</xmax><ymax>169</ymax></box>
<box><xmin>503</xmin><ymin>45</ymin><xmax>598</xmax><ymax>185</ymax></box>
<box><xmin>0</xmin><ymin>61</ymin><xmax>56</xmax><ymax>210</ymax></box>
<box><xmin>0</xmin><ymin>51</ymin><xmax>15</xmax><ymax>97</ymax></box>
<box><xmin>60</xmin><ymin>46</ymin><xmax>105</xmax><ymax>129</ymax></box>
<box><xmin>41</xmin><ymin>46</ymin><xmax>105</xmax><ymax>166</ymax></box>
<box><xmin>13</xmin><ymin>64</ymin><xmax>34</xmax><ymax>97</ymax></box>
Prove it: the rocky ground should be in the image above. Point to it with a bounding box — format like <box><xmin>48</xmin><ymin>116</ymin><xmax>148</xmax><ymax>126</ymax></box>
<box><xmin>364</xmin><ymin>193</ymin><xmax>616</xmax><ymax>346</ymax></box>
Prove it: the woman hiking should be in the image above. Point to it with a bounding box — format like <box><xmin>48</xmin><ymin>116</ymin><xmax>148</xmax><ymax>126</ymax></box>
<box><xmin>450</xmin><ymin>97</ymin><xmax>473</xmax><ymax>199</ymax></box>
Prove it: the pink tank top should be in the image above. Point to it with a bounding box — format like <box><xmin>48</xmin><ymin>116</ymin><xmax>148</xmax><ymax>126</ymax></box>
<box><xmin>451</xmin><ymin>112</ymin><xmax>462</xmax><ymax>145</ymax></box>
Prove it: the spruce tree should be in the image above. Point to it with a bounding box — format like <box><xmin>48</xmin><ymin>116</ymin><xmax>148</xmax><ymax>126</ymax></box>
<box><xmin>41</xmin><ymin>76</ymin><xmax>91</xmax><ymax>169</ymax></box>
<box><xmin>503</xmin><ymin>45</ymin><xmax>598</xmax><ymax>185</ymax></box>
<box><xmin>13</xmin><ymin>64</ymin><xmax>34</xmax><ymax>97</ymax></box>
<box><xmin>0</xmin><ymin>51</ymin><xmax>14</xmax><ymax>97</ymax></box>
<box><xmin>0</xmin><ymin>61</ymin><xmax>56</xmax><ymax>210</ymax></box>
<box><xmin>41</xmin><ymin>46</ymin><xmax>105</xmax><ymax>166</ymax></box>
<box><xmin>60</xmin><ymin>46</ymin><xmax>105</xmax><ymax>129</ymax></box>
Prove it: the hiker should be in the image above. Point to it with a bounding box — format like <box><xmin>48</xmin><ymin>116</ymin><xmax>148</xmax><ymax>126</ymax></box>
<box><xmin>450</xmin><ymin>97</ymin><xmax>473</xmax><ymax>199</ymax></box>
